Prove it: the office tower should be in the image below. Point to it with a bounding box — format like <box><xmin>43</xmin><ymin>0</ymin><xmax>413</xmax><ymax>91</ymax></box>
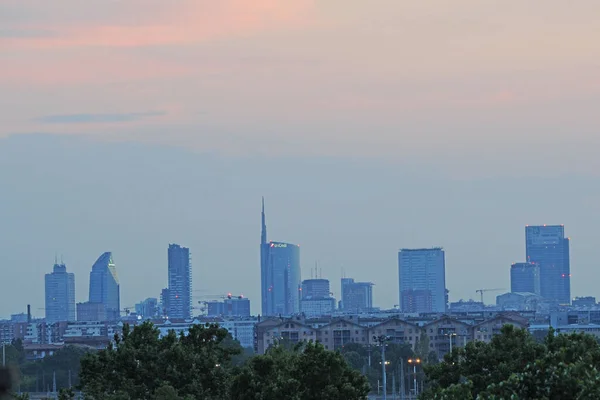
<box><xmin>260</xmin><ymin>198</ymin><xmax>301</xmax><ymax>316</ymax></box>
<box><xmin>167</xmin><ymin>244</ymin><xmax>192</xmax><ymax>319</ymax></box>
<box><xmin>76</xmin><ymin>302</ymin><xmax>106</xmax><ymax>322</ymax></box>
<box><xmin>300</xmin><ymin>279</ymin><xmax>335</xmax><ymax>317</ymax></box>
<box><xmin>510</xmin><ymin>262</ymin><xmax>541</xmax><ymax>295</ymax></box>
<box><xmin>340</xmin><ymin>278</ymin><xmax>373</xmax><ymax>312</ymax></box>
<box><xmin>160</xmin><ymin>288</ymin><xmax>170</xmax><ymax>318</ymax></box>
<box><xmin>135</xmin><ymin>298</ymin><xmax>158</xmax><ymax>319</ymax></box>
<box><xmin>89</xmin><ymin>252</ymin><xmax>120</xmax><ymax>321</ymax></box>
<box><xmin>525</xmin><ymin>225</ymin><xmax>570</xmax><ymax>304</ymax></box>
<box><xmin>301</xmin><ymin>279</ymin><xmax>331</xmax><ymax>298</ymax></box>
<box><xmin>45</xmin><ymin>261</ymin><xmax>75</xmax><ymax>323</ymax></box>
<box><xmin>207</xmin><ymin>295</ymin><xmax>251</xmax><ymax>317</ymax></box>
<box><xmin>398</xmin><ymin>248</ymin><xmax>447</xmax><ymax>313</ymax></box>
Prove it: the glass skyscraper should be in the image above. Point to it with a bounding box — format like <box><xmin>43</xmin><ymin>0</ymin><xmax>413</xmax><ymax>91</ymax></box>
<box><xmin>340</xmin><ymin>278</ymin><xmax>373</xmax><ymax>312</ymax></box>
<box><xmin>510</xmin><ymin>262</ymin><xmax>541</xmax><ymax>294</ymax></box>
<box><xmin>45</xmin><ymin>262</ymin><xmax>75</xmax><ymax>323</ymax></box>
<box><xmin>525</xmin><ymin>225</ymin><xmax>570</xmax><ymax>304</ymax></box>
<box><xmin>260</xmin><ymin>199</ymin><xmax>301</xmax><ymax>316</ymax></box>
<box><xmin>89</xmin><ymin>252</ymin><xmax>120</xmax><ymax>321</ymax></box>
<box><xmin>167</xmin><ymin>244</ymin><xmax>192</xmax><ymax>320</ymax></box>
<box><xmin>398</xmin><ymin>248</ymin><xmax>447</xmax><ymax>313</ymax></box>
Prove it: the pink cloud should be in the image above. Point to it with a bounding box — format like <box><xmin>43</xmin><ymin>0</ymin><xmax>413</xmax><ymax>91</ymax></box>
<box><xmin>2</xmin><ymin>0</ymin><xmax>314</xmax><ymax>50</ymax></box>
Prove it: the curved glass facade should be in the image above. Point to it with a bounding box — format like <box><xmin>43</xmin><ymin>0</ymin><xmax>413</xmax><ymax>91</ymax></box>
<box><xmin>264</xmin><ymin>242</ymin><xmax>301</xmax><ymax>316</ymax></box>
<box><xmin>89</xmin><ymin>252</ymin><xmax>120</xmax><ymax>321</ymax></box>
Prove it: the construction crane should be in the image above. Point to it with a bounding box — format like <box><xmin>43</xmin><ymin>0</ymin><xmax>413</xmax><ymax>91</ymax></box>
<box><xmin>475</xmin><ymin>288</ymin><xmax>505</xmax><ymax>305</ymax></box>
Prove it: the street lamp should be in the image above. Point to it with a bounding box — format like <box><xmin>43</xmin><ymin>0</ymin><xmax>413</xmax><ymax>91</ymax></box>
<box><xmin>408</xmin><ymin>358</ymin><xmax>421</xmax><ymax>396</ymax></box>
<box><xmin>373</xmin><ymin>335</ymin><xmax>391</xmax><ymax>400</ymax></box>
<box><xmin>445</xmin><ymin>332</ymin><xmax>457</xmax><ymax>353</ymax></box>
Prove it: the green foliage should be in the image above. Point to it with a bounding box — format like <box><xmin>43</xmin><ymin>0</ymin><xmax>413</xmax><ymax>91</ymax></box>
<box><xmin>230</xmin><ymin>341</ymin><xmax>370</xmax><ymax>400</ymax></box>
<box><xmin>421</xmin><ymin>325</ymin><xmax>600</xmax><ymax>400</ymax></box>
<box><xmin>79</xmin><ymin>322</ymin><xmax>239</xmax><ymax>400</ymax></box>
<box><xmin>58</xmin><ymin>387</ymin><xmax>75</xmax><ymax>400</ymax></box>
<box><xmin>20</xmin><ymin>345</ymin><xmax>87</xmax><ymax>392</ymax></box>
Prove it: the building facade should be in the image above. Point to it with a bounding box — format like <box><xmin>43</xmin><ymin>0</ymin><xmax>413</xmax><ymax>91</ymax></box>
<box><xmin>135</xmin><ymin>298</ymin><xmax>159</xmax><ymax>319</ymax></box>
<box><xmin>89</xmin><ymin>252</ymin><xmax>120</xmax><ymax>321</ymax></box>
<box><xmin>77</xmin><ymin>302</ymin><xmax>106</xmax><ymax>322</ymax></box>
<box><xmin>207</xmin><ymin>296</ymin><xmax>251</xmax><ymax>317</ymax></box>
<box><xmin>167</xmin><ymin>244</ymin><xmax>192</xmax><ymax>320</ymax></box>
<box><xmin>301</xmin><ymin>279</ymin><xmax>331</xmax><ymax>298</ymax></box>
<box><xmin>525</xmin><ymin>225</ymin><xmax>570</xmax><ymax>304</ymax></box>
<box><xmin>398</xmin><ymin>248</ymin><xmax>447</xmax><ymax>313</ymax></box>
<box><xmin>510</xmin><ymin>262</ymin><xmax>540</xmax><ymax>294</ymax></box>
<box><xmin>300</xmin><ymin>297</ymin><xmax>336</xmax><ymax>317</ymax></box>
<box><xmin>260</xmin><ymin>198</ymin><xmax>301</xmax><ymax>316</ymax></box>
<box><xmin>340</xmin><ymin>278</ymin><xmax>373</xmax><ymax>312</ymax></box>
<box><xmin>45</xmin><ymin>262</ymin><xmax>76</xmax><ymax>323</ymax></box>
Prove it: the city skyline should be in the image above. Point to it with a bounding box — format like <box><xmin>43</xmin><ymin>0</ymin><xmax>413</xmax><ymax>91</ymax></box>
<box><xmin>2</xmin><ymin>1</ymin><xmax>600</xmax><ymax>319</ymax></box>
<box><xmin>0</xmin><ymin>212</ymin><xmax>585</xmax><ymax>320</ymax></box>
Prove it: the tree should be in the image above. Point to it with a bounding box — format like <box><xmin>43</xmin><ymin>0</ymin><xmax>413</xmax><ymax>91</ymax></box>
<box><xmin>420</xmin><ymin>325</ymin><xmax>600</xmax><ymax>400</ymax></box>
<box><xmin>230</xmin><ymin>341</ymin><xmax>370</xmax><ymax>400</ymax></box>
<box><xmin>79</xmin><ymin>322</ymin><xmax>239</xmax><ymax>400</ymax></box>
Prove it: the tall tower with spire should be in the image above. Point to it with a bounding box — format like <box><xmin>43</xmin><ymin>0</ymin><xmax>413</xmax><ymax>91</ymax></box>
<box><xmin>260</xmin><ymin>198</ymin><xmax>301</xmax><ymax>316</ymax></box>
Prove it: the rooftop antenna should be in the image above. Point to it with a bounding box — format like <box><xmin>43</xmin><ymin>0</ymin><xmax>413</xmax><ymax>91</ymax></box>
<box><xmin>54</xmin><ymin>253</ymin><xmax>58</xmax><ymax>265</ymax></box>
<box><xmin>60</xmin><ymin>254</ymin><xmax>64</xmax><ymax>264</ymax></box>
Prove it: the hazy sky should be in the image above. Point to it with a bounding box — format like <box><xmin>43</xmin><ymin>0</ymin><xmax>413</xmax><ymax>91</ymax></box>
<box><xmin>1</xmin><ymin>1</ymin><xmax>599</xmax><ymax>318</ymax></box>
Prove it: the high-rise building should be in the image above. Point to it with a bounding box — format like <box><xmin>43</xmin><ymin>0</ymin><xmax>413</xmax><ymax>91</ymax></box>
<box><xmin>45</xmin><ymin>262</ymin><xmax>76</xmax><ymax>323</ymax></box>
<box><xmin>207</xmin><ymin>295</ymin><xmax>251</xmax><ymax>317</ymax></box>
<box><xmin>260</xmin><ymin>198</ymin><xmax>301</xmax><ymax>316</ymax></box>
<box><xmin>300</xmin><ymin>279</ymin><xmax>335</xmax><ymax>317</ymax></box>
<box><xmin>510</xmin><ymin>262</ymin><xmax>541</xmax><ymax>295</ymax></box>
<box><xmin>301</xmin><ymin>279</ymin><xmax>331</xmax><ymax>299</ymax></box>
<box><xmin>525</xmin><ymin>225</ymin><xmax>571</xmax><ymax>304</ymax></box>
<box><xmin>76</xmin><ymin>302</ymin><xmax>106</xmax><ymax>322</ymax></box>
<box><xmin>398</xmin><ymin>248</ymin><xmax>447</xmax><ymax>313</ymax></box>
<box><xmin>89</xmin><ymin>252</ymin><xmax>120</xmax><ymax>321</ymax></box>
<box><xmin>340</xmin><ymin>278</ymin><xmax>373</xmax><ymax>312</ymax></box>
<box><xmin>135</xmin><ymin>298</ymin><xmax>159</xmax><ymax>319</ymax></box>
<box><xmin>167</xmin><ymin>244</ymin><xmax>192</xmax><ymax>319</ymax></box>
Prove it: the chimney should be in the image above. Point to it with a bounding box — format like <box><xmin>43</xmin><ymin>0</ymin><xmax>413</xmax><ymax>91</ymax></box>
<box><xmin>27</xmin><ymin>304</ymin><xmax>31</xmax><ymax>323</ymax></box>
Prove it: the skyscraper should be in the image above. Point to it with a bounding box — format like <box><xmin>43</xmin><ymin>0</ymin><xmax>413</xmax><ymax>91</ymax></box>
<box><xmin>300</xmin><ymin>279</ymin><xmax>335</xmax><ymax>317</ymax></box>
<box><xmin>167</xmin><ymin>244</ymin><xmax>192</xmax><ymax>319</ymax></box>
<box><xmin>301</xmin><ymin>279</ymin><xmax>331</xmax><ymax>299</ymax></box>
<box><xmin>340</xmin><ymin>278</ymin><xmax>373</xmax><ymax>312</ymax></box>
<box><xmin>45</xmin><ymin>261</ymin><xmax>75</xmax><ymax>323</ymax></box>
<box><xmin>525</xmin><ymin>225</ymin><xmax>570</xmax><ymax>304</ymax></box>
<box><xmin>510</xmin><ymin>262</ymin><xmax>541</xmax><ymax>294</ymax></box>
<box><xmin>89</xmin><ymin>252</ymin><xmax>120</xmax><ymax>321</ymax></box>
<box><xmin>398</xmin><ymin>248</ymin><xmax>447</xmax><ymax>313</ymax></box>
<box><xmin>260</xmin><ymin>199</ymin><xmax>301</xmax><ymax>316</ymax></box>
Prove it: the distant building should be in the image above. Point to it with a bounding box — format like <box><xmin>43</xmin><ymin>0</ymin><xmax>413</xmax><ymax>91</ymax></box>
<box><xmin>398</xmin><ymin>248</ymin><xmax>447</xmax><ymax>313</ymax></box>
<box><xmin>510</xmin><ymin>262</ymin><xmax>540</xmax><ymax>295</ymax></box>
<box><xmin>76</xmin><ymin>302</ymin><xmax>106</xmax><ymax>322</ymax></box>
<box><xmin>260</xmin><ymin>199</ymin><xmax>302</xmax><ymax>316</ymax></box>
<box><xmin>160</xmin><ymin>288</ymin><xmax>170</xmax><ymax>318</ymax></box>
<box><xmin>449</xmin><ymin>300</ymin><xmax>484</xmax><ymax>312</ymax></box>
<box><xmin>572</xmin><ymin>296</ymin><xmax>597</xmax><ymax>307</ymax></box>
<box><xmin>135</xmin><ymin>298</ymin><xmax>159</xmax><ymax>319</ymax></box>
<box><xmin>89</xmin><ymin>252</ymin><xmax>120</xmax><ymax>321</ymax></box>
<box><xmin>299</xmin><ymin>279</ymin><xmax>335</xmax><ymax>317</ymax></box>
<box><xmin>301</xmin><ymin>279</ymin><xmax>331</xmax><ymax>298</ymax></box>
<box><xmin>496</xmin><ymin>292</ymin><xmax>542</xmax><ymax>311</ymax></box>
<box><xmin>341</xmin><ymin>278</ymin><xmax>373</xmax><ymax>312</ymax></box>
<box><xmin>300</xmin><ymin>297</ymin><xmax>336</xmax><ymax>317</ymax></box>
<box><xmin>168</xmin><ymin>244</ymin><xmax>192</xmax><ymax>320</ymax></box>
<box><xmin>525</xmin><ymin>225</ymin><xmax>570</xmax><ymax>304</ymax></box>
<box><xmin>207</xmin><ymin>296</ymin><xmax>251</xmax><ymax>317</ymax></box>
<box><xmin>45</xmin><ymin>262</ymin><xmax>76</xmax><ymax>323</ymax></box>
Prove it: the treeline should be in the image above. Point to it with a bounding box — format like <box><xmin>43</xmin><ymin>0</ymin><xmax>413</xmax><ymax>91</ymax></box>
<box><xmin>7</xmin><ymin>322</ymin><xmax>600</xmax><ymax>399</ymax></box>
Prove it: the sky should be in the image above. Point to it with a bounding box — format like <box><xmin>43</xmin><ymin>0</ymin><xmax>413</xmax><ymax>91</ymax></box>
<box><xmin>1</xmin><ymin>0</ymin><xmax>599</xmax><ymax>318</ymax></box>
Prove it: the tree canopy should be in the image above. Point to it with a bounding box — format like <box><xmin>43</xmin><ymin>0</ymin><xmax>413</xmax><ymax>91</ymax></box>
<box><xmin>230</xmin><ymin>341</ymin><xmax>370</xmax><ymax>400</ymax></box>
<box><xmin>421</xmin><ymin>325</ymin><xmax>600</xmax><ymax>400</ymax></box>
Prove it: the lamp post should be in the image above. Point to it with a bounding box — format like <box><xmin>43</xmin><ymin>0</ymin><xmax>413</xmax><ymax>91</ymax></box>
<box><xmin>445</xmin><ymin>332</ymin><xmax>457</xmax><ymax>354</ymax></box>
<box><xmin>408</xmin><ymin>358</ymin><xmax>421</xmax><ymax>397</ymax></box>
<box><xmin>374</xmin><ymin>335</ymin><xmax>391</xmax><ymax>400</ymax></box>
